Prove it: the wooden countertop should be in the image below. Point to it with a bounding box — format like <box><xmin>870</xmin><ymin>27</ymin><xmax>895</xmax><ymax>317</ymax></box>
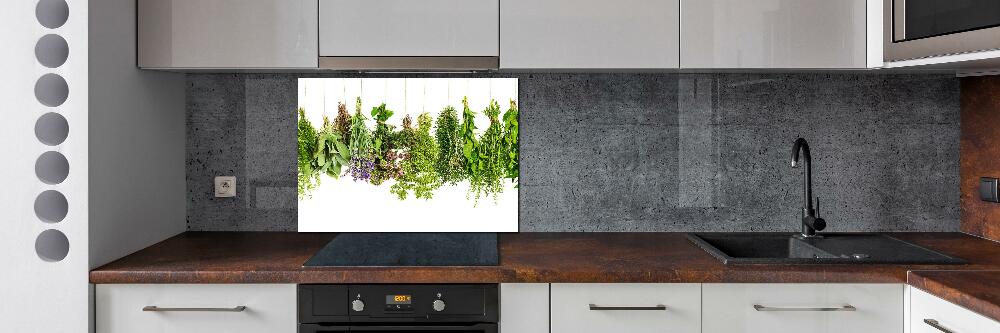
<box><xmin>908</xmin><ymin>270</ymin><xmax>1000</xmax><ymax>323</ymax></box>
<box><xmin>91</xmin><ymin>232</ymin><xmax>1000</xmax><ymax>284</ymax></box>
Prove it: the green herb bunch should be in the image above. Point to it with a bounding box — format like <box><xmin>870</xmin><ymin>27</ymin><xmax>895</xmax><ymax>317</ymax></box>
<box><xmin>348</xmin><ymin>97</ymin><xmax>374</xmax><ymax>181</ymax></box>
<box><xmin>333</xmin><ymin>102</ymin><xmax>352</xmax><ymax>147</ymax></box>
<box><xmin>314</xmin><ymin>116</ymin><xmax>350</xmax><ymax>180</ymax></box>
<box><xmin>502</xmin><ymin>100</ymin><xmax>519</xmax><ymax>181</ymax></box>
<box><xmin>390</xmin><ymin>113</ymin><xmax>441</xmax><ymax>200</ymax></box>
<box><xmin>369</xmin><ymin>103</ymin><xmax>399</xmax><ymax>185</ymax></box>
<box><xmin>434</xmin><ymin>106</ymin><xmax>465</xmax><ymax>184</ymax></box>
<box><xmin>459</xmin><ymin>97</ymin><xmax>479</xmax><ymax>185</ymax></box>
<box><xmin>468</xmin><ymin>100</ymin><xmax>507</xmax><ymax>202</ymax></box>
<box><xmin>297</xmin><ymin>108</ymin><xmax>320</xmax><ymax>198</ymax></box>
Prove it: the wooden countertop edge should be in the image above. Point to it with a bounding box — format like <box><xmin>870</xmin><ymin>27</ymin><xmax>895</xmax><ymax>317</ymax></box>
<box><xmin>907</xmin><ymin>270</ymin><xmax>1000</xmax><ymax>323</ymax></box>
<box><xmin>90</xmin><ymin>269</ymin><xmax>911</xmax><ymax>284</ymax></box>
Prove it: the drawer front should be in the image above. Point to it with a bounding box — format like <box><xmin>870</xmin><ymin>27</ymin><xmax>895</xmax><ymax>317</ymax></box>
<box><xmin>96</xmin><ymin>284</ymin><xmax>297</xmax><ymax>333</ymax></box>
<box><xmin>551</xmin><ymin>283</ymin><xmax>701</xmax><ymax>333</ymax></box>
<box><xmin>910</xmin><ymin>287</ymin><xmax>1000</xmax><ymax>333</ymax></box>
<box><xmin>703</xmin><ymin>283</ymin><xmax>903</xmax><ymax>333</ymax></box>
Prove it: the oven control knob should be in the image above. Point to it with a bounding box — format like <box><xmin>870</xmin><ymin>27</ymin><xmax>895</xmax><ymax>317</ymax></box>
<box><xmin>351</xmin><ymin>299</ymin><xmax>365</xmax><ymax>312</ymax></box>
<box><xmin>432</xmin><ymin>299</ymin><xmax>446</xmax><ymax>312</ymax></box>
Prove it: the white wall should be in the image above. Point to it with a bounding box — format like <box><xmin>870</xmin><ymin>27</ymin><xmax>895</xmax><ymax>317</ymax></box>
<box><xmin>0</xmin><ymin>0</ymin><xmax>90</xmax><ymax>331</ymax></box>
<box><xmin>88</xmin><ymin>0</ymin><xmax>186</xmax><ymax>269</ymax></box>
<box><xmin>1</xmin><ymin>0</ymin><xmax>185</xmax><ymax>331</ymax></box>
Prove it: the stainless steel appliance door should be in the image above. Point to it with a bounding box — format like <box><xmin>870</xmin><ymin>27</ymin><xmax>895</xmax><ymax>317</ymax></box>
<box><xmin>885</xmin><ymin>0</ymin><xmax>1000</xmax><ymax>61</ymax></box>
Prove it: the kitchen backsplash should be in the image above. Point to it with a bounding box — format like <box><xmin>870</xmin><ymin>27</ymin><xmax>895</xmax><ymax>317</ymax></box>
<box><xmin>186</xmin><ymin>73</ymin><xmax>959</xmax><ymax>232</ymax></box>
<box><xmin>960</xmin><ymin>76</ymin><xmax>1000</xmax><ymax>242</ymax></box>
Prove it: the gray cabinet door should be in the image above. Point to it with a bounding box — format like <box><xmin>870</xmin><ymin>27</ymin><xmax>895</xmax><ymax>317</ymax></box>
<box><xmin>501</xmin><ymin>0</ymin><xmax>680</xmax><ymax>69</ymax></box>
<box><xmin>319</xmin><ymin>0</ymin><xmax>500</xmax><ymax>57</ymax></box>
<box><xmin>138</xmin><ymin>0</ymin><xmax>318</xmax><ymax>69</ymax></box>
<box><xmin>680</xmin><ymin>0</ymin><xmax>868</xmax><ymax>68</ymax></box>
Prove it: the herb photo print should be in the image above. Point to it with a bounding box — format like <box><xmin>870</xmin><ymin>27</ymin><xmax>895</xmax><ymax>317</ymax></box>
<box><xmin>297</xmin><ymin>78</ymin><xmax>519</xmax><ymax>232</ymax></box>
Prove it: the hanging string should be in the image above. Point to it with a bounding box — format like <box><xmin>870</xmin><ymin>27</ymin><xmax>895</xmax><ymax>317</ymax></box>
<box><xmin>422</xmin><ymin>78</ymin><xmax>427</xmax><ymax>114</ymax></box>
<box><xmin>404</xmin><ymin>78</ymin><xmax>408</xmax><ymax>118</ymax></box>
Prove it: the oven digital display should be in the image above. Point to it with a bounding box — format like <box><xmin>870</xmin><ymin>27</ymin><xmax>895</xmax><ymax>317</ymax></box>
<box><xmin>386</xmin><ymin>295</ymin><xmax>412</xmax><ymax>305</ymax></box>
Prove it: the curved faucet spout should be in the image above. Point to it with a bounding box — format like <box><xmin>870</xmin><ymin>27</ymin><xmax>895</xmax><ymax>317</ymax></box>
<box><xmin>791</xmin><ymin>138</ymin><xmax>813</xmax><ymax>207</ymax></box>
<box><xmin>791</xmin><ymin>138</ymin><xmax>810</xmax><ymax>169</ymax></box>
<box><xmin>791</xmin><ymin>138</ymin><xmax>824</xmax><ymax>237</ymax></box>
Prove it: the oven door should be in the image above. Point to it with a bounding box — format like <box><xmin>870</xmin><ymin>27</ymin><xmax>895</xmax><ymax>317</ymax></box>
<box><xmin>300</xmin><ymin>323</ymin><xmax>498</xmax><ymax>333</ymax></box>
<box><xmin>885</xmin><ymin>0</ymin><xmax>1000</xmax><ymax>61</ymax></box>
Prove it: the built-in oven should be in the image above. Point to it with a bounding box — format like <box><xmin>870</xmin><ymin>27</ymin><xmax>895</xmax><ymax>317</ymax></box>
<box><xmin>298</xmin><ymin>284</ymin><xmax>498</xmax><ymax>333</ymax></box>
<box><xmin>885</xmin><ymin>0</ymin><xmax>1000</xmax><ymax>61</ymax></box>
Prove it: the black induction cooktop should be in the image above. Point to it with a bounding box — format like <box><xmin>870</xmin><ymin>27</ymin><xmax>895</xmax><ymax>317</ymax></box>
<box><xmin>303</xmin><ymin>233</ymin><xmax>500</xmax><ymax>267</ymax></box>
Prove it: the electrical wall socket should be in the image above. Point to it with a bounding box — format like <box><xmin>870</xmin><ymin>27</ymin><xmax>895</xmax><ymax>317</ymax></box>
<box><xmin>215</xmin><ymin>176</ymin><xmax>236</xmax><ymax>198</ymax></box>
<box><xmin>980</xmin><ymin>177</ymin><xmax>999</xmax><ymax>203</ymax></box>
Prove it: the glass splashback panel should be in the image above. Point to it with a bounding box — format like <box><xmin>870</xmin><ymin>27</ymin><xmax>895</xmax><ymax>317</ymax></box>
<box><xmin>297</xmin><ymin>78</ymin><xmax>519</xmax><ymax>232</ymax></box>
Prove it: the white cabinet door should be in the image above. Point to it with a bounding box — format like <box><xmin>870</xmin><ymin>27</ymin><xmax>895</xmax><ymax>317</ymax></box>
<box><xmin>501</xmin><ymin>0</ymin><xmax>680</xmax><ymax>69</ymax></box>
<box><xmin>500</xmin><ymin>283</ymin><xmax>549</xmax><ymax>333</ymax></box>
<box><xmin>702</xmin><ymin>283</ymin><xmax>904</xmax><ymax>333</ymax></box>
<box><xmin>910</xmin><ymin>287</ymin><xmax>1000</xmax><ymax>333</ymax></box>
<box><xmin>680</xmin><ymin>0</ymin><xmax>868</xmax><ymax>68</ymax></box>
<box><xmin>96</xmin><ymin>284</ymin><xmax>297</xmax><ymax>333</ymax></box>
<box><xmin>551</xmin><ymin>283</ymin><xmax>701</xmax><ymax>333</ymax></box>
<box><xmin>137</xmin><ymin>0</ymin><xmax>318</xmax><ymax>69</ymax></box>
<box><xmin>319</xmin><ymin>0</ymin><xmax>499</xmax><ymax>57</ymax></box>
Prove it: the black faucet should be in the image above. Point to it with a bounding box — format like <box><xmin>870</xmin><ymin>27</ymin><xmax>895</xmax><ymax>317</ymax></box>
<box><xmin>791</xmin><ymin>138</ymin><xmax>826</xmax><ymax>238</ymax></box>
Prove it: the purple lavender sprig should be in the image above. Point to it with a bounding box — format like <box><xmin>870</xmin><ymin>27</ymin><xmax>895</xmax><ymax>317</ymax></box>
<box><xmin>349</xmin><ymin>156</ymin><xmax>374</xmax><ymax>181</ymax></box>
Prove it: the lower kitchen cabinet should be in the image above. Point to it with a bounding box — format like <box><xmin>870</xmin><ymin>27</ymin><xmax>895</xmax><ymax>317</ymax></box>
<box><xmin>551</xmin><ymin>283</ymin><xmax>701</xmax><ymax>333</ymax></box>
<box><xmin>909</xmin><ymin>286</ymin><xmax>1000</xmax><ymax>333</ymax></box>
<box><xmin>702</xmin><ymin>283</ymin><xmax>904</xmax><ymax>333</ymax></box>
<box><xmin>96</xmin><ymin>284</ymin><xmax>297</xmax><ymax>333</ymax></box>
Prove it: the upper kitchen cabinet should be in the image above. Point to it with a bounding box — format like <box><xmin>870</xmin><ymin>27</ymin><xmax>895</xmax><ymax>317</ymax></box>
<box><xmin>137</xmin><ymin>0</ymin><xmax>318</xmax><ymax>69</ymax></box>
<box><xmin>500</xmin><ymin>0</ymin><xmax>680</xmax><ymax>69</ymax></box>
<box><xmin>318</xmin><ymin>0</ymin><xmax>500</xmax><ymax>70</ymax></box>
<box><xmin>681</xmin><ymin>0</ymin><xmax>877</xmax><ymax>69</ymax></box>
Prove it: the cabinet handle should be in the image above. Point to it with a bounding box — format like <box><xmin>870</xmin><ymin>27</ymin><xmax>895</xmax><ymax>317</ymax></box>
<box><xmin>923</xmin><ymin>319</ymin><xmax>955</xmax><ymax>333</ymax></box>
<box><xmin>753</xmin><ymin>304</ymin><xmax>856</xmax><ymax>312</ymax></box>
<box><xmin>588</xmin><ymin>304</ymin><xmax>667</xmax><ymax>311</ymax></box>
<box><xmin>142</xmin><ymin>306</ymin><xmax>247</xmax><ymax>312</ymax></box>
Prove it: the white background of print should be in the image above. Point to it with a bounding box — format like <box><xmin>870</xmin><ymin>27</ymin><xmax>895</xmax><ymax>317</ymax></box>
<box><xmin>298</xmin><ymin>78</ymin><xmax>518</xmax><ymax>232</ymax></box>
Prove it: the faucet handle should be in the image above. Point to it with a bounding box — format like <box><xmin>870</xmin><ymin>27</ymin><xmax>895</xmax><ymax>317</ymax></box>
<box><xmin>815</xmin><ymin>196</ymin><xmax>820</xmax><ymax>218</ymax></box>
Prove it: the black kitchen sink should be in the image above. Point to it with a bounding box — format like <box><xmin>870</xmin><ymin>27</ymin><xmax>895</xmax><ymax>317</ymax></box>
<box><xmin>687</xmin><ymin>233</ymin><xmax>966</xmax><ymax>265</ymax></box>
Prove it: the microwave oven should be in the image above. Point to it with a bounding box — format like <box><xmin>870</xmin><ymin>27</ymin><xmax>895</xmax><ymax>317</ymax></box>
<box><xmin>884</xmin><ymin>0</ymin><xmax>1000</xmax><ymax>62</ymax></box>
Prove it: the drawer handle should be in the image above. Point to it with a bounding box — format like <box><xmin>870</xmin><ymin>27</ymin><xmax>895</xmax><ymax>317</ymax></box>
<box><xmin>923</xmin><ymin>319</ymin><xmax>955</xmax><ymax>333</ymax></box>
<box><xmin>753</xmin><ymin>304</ymin><xmax>856</xmax><ymax>312</ymax></box>
<box><xmin>589</xmin><ymin>304</ymin><xmax>667</xmax><ymax>311</ymax></box>
<box><xmin>142</xmin><ymin>306</ymin><xmax>247</xmax><ymax>312</ymax></box>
